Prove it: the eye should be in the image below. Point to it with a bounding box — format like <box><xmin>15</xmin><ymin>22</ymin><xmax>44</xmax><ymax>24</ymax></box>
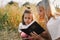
<box><xmin>28</xmin><ymin>17</ymin><xmax>30</xmax><ymax>19</ymax></box>
<box><xmin>25</xmin><ymin>17</ymin><xmax>27</xmax><ymax>19</ymax></box>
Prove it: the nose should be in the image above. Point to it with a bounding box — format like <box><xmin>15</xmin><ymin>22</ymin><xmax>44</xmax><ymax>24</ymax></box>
<box><xmin>26</xmin><ymin>19</ymin><xmax>29</xmax><ymax>22</ymax></box>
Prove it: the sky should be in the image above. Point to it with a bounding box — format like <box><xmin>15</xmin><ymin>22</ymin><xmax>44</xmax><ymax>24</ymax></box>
<box><xmin>0</xmin><ymin>0</ymin><xmax>60</xmax><ymax>15</ymax></box>
<box><xmin>0</xmin><ymin>0</ymin><xmax>42</xmax><ymax>7</ymax></box>
<box><xmin>0</xmin><ymin>0</ymin><xmax>60</xmax><ymax>7</ymax></box>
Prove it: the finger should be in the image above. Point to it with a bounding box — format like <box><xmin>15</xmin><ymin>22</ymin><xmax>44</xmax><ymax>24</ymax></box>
<box><xmin>30</xmin><ymin>32</ymin><xmax>35</xmax><ymax>36</ymax></box>
<box><xmin>30</xmin><ymin>32</ymin><xmax>34</xmax><ymax>35</ymax></box>
<box><xmin>33</xmin><ymin>31</ymin><xmax>42</xmax><ymax>38</ymax></box>
<box><xmin>33</xmin><ymin>31</ymin><xmax>38</xmax><ymax>36</ymax></box>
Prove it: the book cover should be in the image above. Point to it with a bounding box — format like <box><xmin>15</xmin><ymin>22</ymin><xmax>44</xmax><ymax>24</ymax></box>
<box><xmin>21</xmin><ymin>21</ymin><xmax>45</xmax><ymax>36</ymax></box>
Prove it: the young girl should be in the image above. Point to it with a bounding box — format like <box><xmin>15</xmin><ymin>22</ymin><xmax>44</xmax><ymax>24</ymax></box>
<box><xmin>37</xmin><ymin>6</ymin><xmax>52</xmax><ymax>40</ymax></box>
<box><xmin>18</xmin><ymin>10</ymin><xmax>34</xmax><ymax>40</ymax></box>
<box><xmin>38</xmin><ymin>6</ymin><xmax>48</xmax><ymax>30</ymax></box>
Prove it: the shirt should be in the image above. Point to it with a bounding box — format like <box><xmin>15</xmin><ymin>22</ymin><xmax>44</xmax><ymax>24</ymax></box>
<box><xmin>47</xmin><ymin>16</ymin><xmax>60</xmax><ymax>40</ymax></box>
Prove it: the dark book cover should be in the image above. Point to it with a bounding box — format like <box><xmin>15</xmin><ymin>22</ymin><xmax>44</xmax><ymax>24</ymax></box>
<box><xmin>21</xmin><ymin>21</ymin><xmax>45</xmax><ymax>36</ymax></box>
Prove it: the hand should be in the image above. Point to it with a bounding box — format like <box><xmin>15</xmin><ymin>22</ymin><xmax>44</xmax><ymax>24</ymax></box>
<box><xmin>30</xmin><ymin>31</ymin><xmax>44</xmax><ymax>40</ymax></box>
<box><xmin>56</xmin><ymin>12</ymin><xmax>60</xmax><ymax>16</ymax></box>
<box><xmin>56</xmin><ymin>38</ymin><xmax>60</xmax><ymax>40</ymax></box>
<box><xmin>40</xmin><ymin>31</ymin><xmax>52</xmax><ymax>40</ymax></box>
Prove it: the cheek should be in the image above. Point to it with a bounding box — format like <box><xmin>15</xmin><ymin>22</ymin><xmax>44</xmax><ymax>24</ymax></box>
<box><xmin>29</xmin><ymin>19</ymin><xmax>33</xmax><ymax>23</ymax></box>
<box><xmin>24</xmin><ymin>19</ymin><xmax>27</xmax><ymax>22</ymax></box>
<box><xmin>39</xmin><ymin>13</ymin><xmax>44</xmax><ymax>15</ymax></box>
<box><xmin>28</xmin><ymin>20</ymin><xmax>31</xmax><ymax>22</ymax></box>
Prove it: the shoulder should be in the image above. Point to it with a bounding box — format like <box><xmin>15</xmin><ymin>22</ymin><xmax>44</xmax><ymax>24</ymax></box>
<box><xmin>47</xmin><ymin>17</ymin><xmax>53</xmax><ymax>24</ymax></box>
<box><xmin>18</xmin><ymin>23</ymin><xmax>23</xmax><ymax>28</ymax></box>
<box><xmin>56</xmin><ymin>16</ymin><xmax>60</xmax><ymax>20</ymax></box>
<box><xmin>19</xmin><ymin>23</ymin><xmax>23</xmax><ymax>26</ymax></box>
<box><xmin>47</xmin><ymin>17</ymin><xmax>55</xmax><ymax>29</ymax></box>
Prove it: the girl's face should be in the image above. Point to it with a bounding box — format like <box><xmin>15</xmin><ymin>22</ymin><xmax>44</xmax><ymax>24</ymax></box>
<box><xmin>39</xmin><ymin>7</ymin><xmax>44</xmax><ymax>16</ymax></box>
<box><xmin>24</xmin><ymin>13</ymin><xmax>33</xmax><ymax>25</ymax></box>
<box><xmin>39</xmin><ymin>7</ymin><xmax>45</xmax><ymax>19</ymax></box>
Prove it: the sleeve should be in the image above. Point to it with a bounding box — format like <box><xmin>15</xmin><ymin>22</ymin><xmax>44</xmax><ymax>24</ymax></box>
<box><xmin>56</xmin><ymin>19</ymin><xmax>60</xmax><ymax>39</ymax></box>
<box><xmin>18</xmin><ymin>23</ymin><xmax>22</xmax><ymax>33</ymax></box>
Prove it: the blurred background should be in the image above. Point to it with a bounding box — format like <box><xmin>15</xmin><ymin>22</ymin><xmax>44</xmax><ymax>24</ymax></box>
<box><xmin>0</xmin><ymin>0</ymin><xmax>60</xmax><ymax>40</ymax></box>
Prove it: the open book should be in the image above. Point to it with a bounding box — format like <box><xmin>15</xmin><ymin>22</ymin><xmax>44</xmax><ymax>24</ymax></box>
<box><xmin>21</xmin><ymin>21</ymin><xmax>45</xmax><ymax>36</ymax></box>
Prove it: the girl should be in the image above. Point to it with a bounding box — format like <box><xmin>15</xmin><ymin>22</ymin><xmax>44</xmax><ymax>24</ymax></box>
<box><xmin>18</xmin><ymin>10</ymin><xmax>34</xmax><ymax>40</ymax></box>
<box><xmin>37</xmin><ymin>6</ymin><xmax>52</xmax><ymax>40</ymax></box>
<box><xmin>38</xmin><ymin>6</ymin><xmax>48</xmax><ymax>30</ymax></box>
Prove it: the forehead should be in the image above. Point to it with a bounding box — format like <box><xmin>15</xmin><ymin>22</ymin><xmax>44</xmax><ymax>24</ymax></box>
<box><xmin>39</xmin><ymin>6</ymin><xmax>44</xmax><ymax>10</ymax></box>
<box><xmin>24</xmin><ymin>13</ymin><xmax>33</xmax><ymax>17</ymax></box>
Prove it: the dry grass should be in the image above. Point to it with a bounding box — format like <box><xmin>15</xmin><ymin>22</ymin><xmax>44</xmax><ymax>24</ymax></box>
<box><xmin>0</xmin><ymin>2</ymin><xmax>60</xmax><ymax>40</ymax></box>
